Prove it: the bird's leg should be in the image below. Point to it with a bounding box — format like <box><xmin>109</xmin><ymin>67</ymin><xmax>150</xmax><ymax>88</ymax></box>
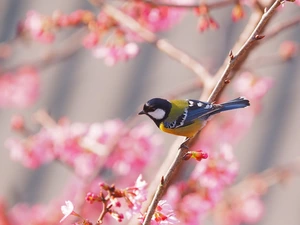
<box><xmin>179</xmin><ymin>137</ymin><xmax>190</xmax><ymax>150</ymax></box>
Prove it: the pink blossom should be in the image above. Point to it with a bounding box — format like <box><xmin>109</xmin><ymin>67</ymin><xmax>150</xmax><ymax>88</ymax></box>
<box><xmin>183</xmin><ymin>150</ymin><xmax>208</xmax><ymax>161</ymax></box>
<box><xmin>179</xmin><ymin>193</ymin><xmax>212</xmax><ymax>224</ymax></box>
<box><xmin>0</xmin><ymin>198</ymin><xmax>9</xmax><ymax>224</ymax></box>
<box><xmin>20</xmin><ymin>10</ymin><xmax>97</xmax><ymax>43</ymax></box>
<box><xmin>60</xmin><ymin>200</ymin><xmax>74</xmax><ymax>222</ymax></box>
<box><xmin>5</xmin><ymin>119</ymin><xmax>161</xmax><ymax>179</ymax></box>
<box><xmin>93</xmin><ymin>42</ymin><xmax>139</xmax><ymax>66</ymax></box>
<box><xmin>231</xmin><ymin>3</ymin><xmax>245</xmax><ymax>22</ymax></box>
<box><xmin>214</xmin><ymin>192</ymin><xmax>264</xmax><ymax>225</ymax></box>
<box><xmin>21</xmin><ymin>10</ymin><xmax>55</xmax><ymax>43</ymax></box>
<box><xmin>151</xmin><ymin>200</ymin><xmax>180</xmax><ymax>225</ymax></box>
<box><xmin>240</xmin><ymin>195</ymin><xmax>264</xmax><ymax>224</ymax></box>
<box><xmin>8</xmin><ymin>203</ymin><xmax>51</xmax><ymax>225</ymax></box>
<box><xmin>10</xmin><ymin>114</ymin><xmax>25</xmax><ymax>131</ymax></box>
<box><xmin>234</xmin><ymin>72</ymin><xmax>273</xmax><ymax>102</ymax></box>
<box><xmin>82</xmin><ymin>32</ymin><xmax>99</xmax><ymax>49</ymax></box>
<box><xmin>123</xmin><ymin>1</ymin><xmax>185</xmax><ymax>32</ymax></box>
<box><xmin>85</xmin><ymin>175</ymin><xmax>147</xmax><ymax>222</ymax></box>
<box><xmin>192</xmin><ymin>144</ymin><xmax>239</xmax><ymax>190</ymax></box>
<box><xmin>104</xmin><ymin>122</ymin><xmax>162</xmax><ymax>179</ymax></box>
<box><xmin>23</xmin><ymin>11</ymin><xmax>44</xmax><ymax>36</ymax></box>
<box><xmin>197</xmin><ymin>15</ymin><xmax>219</xmax><ymax>32</ymax></box>
<box><xmin>279</xmin><ymin>40</ymin><xmax>298</xmax><ymax>60</ymax></box>
<box><xmin>0</xmin><ymin>67</ymin><xmax>40</xmax><ymax>108</ymax></box>
<box><xmin>53</xmin><ymin>10</ymin><xmax>94</xmax><ymax>27</ymax></box>
<box><xmin>124</xmin><ymin>175</ymin><xmax>148</xmax><ymax>218</ymax></box>
<box><xmin>110</xmin><ymin>210</ymin><xmax>124</xmax><ymax>222</ymax></box>
<box><xmin>5</xmin><ymin>131</ymin><xmax>55</xmax><ymax>169</ymax></box>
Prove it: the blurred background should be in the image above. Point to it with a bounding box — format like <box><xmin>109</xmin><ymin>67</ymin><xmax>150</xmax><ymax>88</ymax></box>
<box><xmin>0</xmin><ymin>0</ymin><xmax>300</xmax><ymax>224</ymax></box>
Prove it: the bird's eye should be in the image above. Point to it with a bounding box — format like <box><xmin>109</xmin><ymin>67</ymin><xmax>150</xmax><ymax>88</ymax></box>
<box><xmin>147</xmin><ymin>106</ymin><xmax>156</xmax><ymax>112</ymax></box>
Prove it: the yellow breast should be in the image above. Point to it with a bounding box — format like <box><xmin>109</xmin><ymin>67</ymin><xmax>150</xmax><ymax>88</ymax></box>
<box><xmin>159</xmin><ymin>120</ymin><xmax>204</xmax><ymax>138</ymax></box>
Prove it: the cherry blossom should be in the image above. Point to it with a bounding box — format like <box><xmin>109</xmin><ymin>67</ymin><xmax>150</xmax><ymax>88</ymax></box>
<box><xmin>279</xmin><ymin>40</ymin><xmax>299</xmax><ymax>60</ymax></box>
<box><xmin>234</xmin><ymin>72</ymin><xmax>273</xmax><ymax>104</ymax></box>
<box><xmin>93</xmin><ymin>42</ymin><xmax>139</xmax><ymax>66</ymax></box>
<box><xmin>152</xmin><ymin>200</ymin><xmax>179</xmax><ymax>225</ymax></box>
<box><xmin>6</xmin><ymin>119</ymin><xmax>161</xmax><ymax>179</ymax></box>
<box><xmin>60</xmin><ymin>201</ymin><xmax>75</xmax><ymax>223</ymax></box>
<box><xmin>232</xmin><ymin>3</ymin><xmax>245</xmax><ymax>22</ymax></box>
<box><xmin>0</xmin><ymin>67</ymin><xmax>40</xmax><ymax>108</ymax></box>
<box><xmin>192</xmin><ymin>144</ymin><xmax>239</xmax><ymax>190</ymax></box>
<box><xmin>123</xmin><ymin>174</ymin><xmax>148</xmax><ymax>218</ymax></box>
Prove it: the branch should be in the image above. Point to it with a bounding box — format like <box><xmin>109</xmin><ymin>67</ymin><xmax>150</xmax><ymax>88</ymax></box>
<box><xmin>89</xmin><ymin>0</ymin><xmax>213</xmax><ymax>83</ymax></box>
<box><xmin>141</xmin><ymin>0</ymin><xmax>287</xmax><ymax>224</ymax></box>
<box><xmin>207</xmin><ymin>0</ymin><xmax>285</xmax><ymax>102</ymax></box>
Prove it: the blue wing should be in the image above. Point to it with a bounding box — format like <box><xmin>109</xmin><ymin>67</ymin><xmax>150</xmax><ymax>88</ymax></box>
<box><xmin>163</xmin><ymin>99</ymin><xmax>221</xmax><ymax>129</ymax></box>
<box><xmin>163</xmin><ymin>97</ymin><xmax>249</xmax><ymax>129</ymax></box>
<box><xmin>183</xmin><ymin>99</ymin><xmax>222</xmax><ymax>123</ymax></box>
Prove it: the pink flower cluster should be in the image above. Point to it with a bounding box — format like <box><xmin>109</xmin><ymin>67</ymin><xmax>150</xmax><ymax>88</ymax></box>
<box><xmin>214</xmin><ymin>177</ymin><xmax>267</xmax><ymax>225</ymax></box>
<box><xmin>191</xmin><ymin>144</ymin><xmax>239</xmax><ymax>191</ymax></box>
<box><xmin>215</xmin><ymin>192</ymin><xmax>264</xmax><ymax>225</ymax></box>
<box><xmin>194</xmin><ymin>5</ymin><xmax>219</xmax><ymax>32</ymax></box>
<box><xmin>0</xmin><ymin>67</ymin><xmax>39</xmax><ymax>108</ymax></box>
<box><xmin>234</xmin><ymin>71</ymin><xmax>273</xmax><ymax>112</ymax></box>
<box><xmin>58</xmin><ymin>175</ymin><xmax>148</xmax><ymax>224</ymax></box>
<box><xmin>123</xmin><ymin>175</ymin><xmax>148</xmax><ymax>217</ymax></box>
<box><xmin>123</xmin><ymin>0</ymin><xmax>185</xmax><ymax>32</ymax></box>
<box><xmin>3</xmin><ymin>178</ymin><xmax>97</xmax><ymax>225</ymax></box>
<box><xmin>165</xmin><ymin>145</ymin><xmax>240</xmax><ymax>224</ymax></box>
<box><xmin>93</xmin><ymin>42</ymin><xmax>139</xmax><ymax>66</ymax></box>
<box><xmin>151</xmin><ymin>200</ymin><xmax>180</xmax><ymax>225</ymax></box>
<box><xmin>19</xmin><ymin>10</ymin><xmax>94</xmax><ymax>43</ymax></box>
<box><xmin>19</xmin><ymin>1</ymin><xmax>186</xmax><ymax>65</ymax></box>
<box><xmin>5</xmin><ymin>119</ymin><xmax>162</xmax><ymax>179</ymax></box>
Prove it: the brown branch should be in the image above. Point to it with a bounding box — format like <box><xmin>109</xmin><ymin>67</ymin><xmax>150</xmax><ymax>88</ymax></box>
<box><xmin>206</xmin><ymin>0</ymin><xmax>283</xmax><ymax>102</ymax></box>
<box><xmin>141</xmin><ymin>0</ymin><xmax>286</xmax><ymax>224</ymax></box>
<box><xmin>89</xmin><ymin>0</ymin><xmax>213</xmax><ymax>83</ymax></box>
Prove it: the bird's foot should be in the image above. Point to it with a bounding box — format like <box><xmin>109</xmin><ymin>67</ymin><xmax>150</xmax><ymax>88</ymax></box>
<box><xmin>179</xmin><ymin>138</ymin><xmax>190</xmax><ymax>150</ymax></box>
<box><xmin>179</xmin><ymin>143</ymin><xmax>189</xmax><ymax>150</ymax></box>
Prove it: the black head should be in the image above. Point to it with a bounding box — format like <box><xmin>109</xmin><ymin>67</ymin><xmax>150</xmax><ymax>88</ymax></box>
<box><xmin>138</xmin><ymin>98</ymin><xmax>172</xmax><ymax>126</ymax></box>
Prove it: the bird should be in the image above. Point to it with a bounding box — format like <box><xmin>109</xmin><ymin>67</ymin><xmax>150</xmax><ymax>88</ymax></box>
<box><xmin>138</xmin><ymin>97</ymin><xmax>250</xmax><ymax>138</ymax></box>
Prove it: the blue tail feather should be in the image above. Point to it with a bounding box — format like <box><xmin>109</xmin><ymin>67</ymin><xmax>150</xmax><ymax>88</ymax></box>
<box><xmin>220</xmin><ymin>97</ymin><xmax>250</xmax><ymax>111</ymax></box>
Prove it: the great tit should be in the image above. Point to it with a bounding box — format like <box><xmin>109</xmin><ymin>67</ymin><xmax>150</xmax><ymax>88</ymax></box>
<box><xmin>138</xmin><ymin>97</ymin><xmax>250</xmax><ymax>138</ymax></box>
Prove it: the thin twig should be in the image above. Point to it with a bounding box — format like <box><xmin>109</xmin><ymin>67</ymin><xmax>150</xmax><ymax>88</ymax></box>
<box><xmin>207</xmin><ymin>0</ymin><xmax>283</xmax><ymax>102</ymax></box>
<box><xmin>89</xmin><ymin>0</ymin><xmax>213</xmax><ymax>83</ymax></box>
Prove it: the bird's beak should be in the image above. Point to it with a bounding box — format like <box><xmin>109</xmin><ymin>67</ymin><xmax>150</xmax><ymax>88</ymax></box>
<box><xmin>138</xmin><ymin>110</ymin><xmax>145</xmax><ymax>115</ymax></box>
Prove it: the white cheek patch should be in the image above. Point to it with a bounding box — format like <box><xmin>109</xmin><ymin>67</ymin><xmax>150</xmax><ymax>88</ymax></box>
<box><xmin>148</xmin><ymin>109</ymin><xmax>166</xmax><ymax>120</ymax></box>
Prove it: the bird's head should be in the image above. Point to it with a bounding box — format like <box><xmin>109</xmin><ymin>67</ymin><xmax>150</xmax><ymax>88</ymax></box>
<box><xmin>138</xmin><ymin>98</ymin><xmax>172</xmax><ymax>125</ymax></box>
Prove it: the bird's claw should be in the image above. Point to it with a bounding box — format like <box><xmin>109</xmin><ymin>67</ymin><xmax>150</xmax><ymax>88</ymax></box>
<box><xmin>179</xmin><ymin>143</ymin><xmax>189</xmax><ymax>150</ymax></box>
